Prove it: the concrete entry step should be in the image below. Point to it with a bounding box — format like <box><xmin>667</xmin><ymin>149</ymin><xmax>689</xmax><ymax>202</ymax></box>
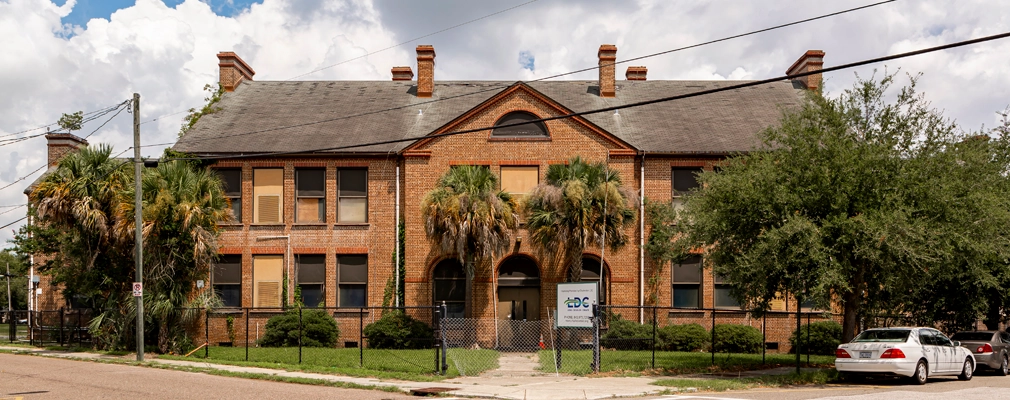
<box><xmin>482</xmin><ymin>352</ymin><xmax>551</xmax><ymax>377</ymax></box>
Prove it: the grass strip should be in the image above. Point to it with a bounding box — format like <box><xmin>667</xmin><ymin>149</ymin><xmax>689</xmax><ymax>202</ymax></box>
<box><xmin>537</xmin><ymin>349</ymin><xmax>835</xmax><ymax>375</ymax></box>
<box><xmin>654</xmin><ymin>369</ymin><xmax>839</xmax><ymax>392</ymax></box>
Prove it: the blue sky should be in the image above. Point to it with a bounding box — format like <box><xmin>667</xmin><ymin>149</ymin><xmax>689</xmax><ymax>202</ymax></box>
<box><xmin>59</xmin><ymin>0</ymin><xmax>262</xmax><ymax>27</ymax></box>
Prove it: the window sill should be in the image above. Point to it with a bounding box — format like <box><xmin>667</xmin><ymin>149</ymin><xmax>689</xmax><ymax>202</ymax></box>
<box><xmin>333</xmin><ymin>222</ymin><xmax>370</xmax><ymax>227</ymax></box>
<box><xmin>250</xmin><ymin>223</ymin><xmax>286</xmax><ymax>227</ymax></box>
<box><xmin>292</xmin><ymin>222</ymin><xmax>328</xmax><ymax>226</ymax></box>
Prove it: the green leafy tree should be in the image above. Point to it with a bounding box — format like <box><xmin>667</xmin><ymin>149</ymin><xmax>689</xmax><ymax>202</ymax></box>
<box><xmin>421</xmin><ymin>165</ymin><xmax>519</xmax><ymax>314</ymax></box>
<box><xmin>679</xmin><ymin>73</ymin><xmax>1010</xmax><ymax>341</ymax></box>
<box><xmin>0</xmin><ymin>250</ymin><xmax>28</xmax><ymax>310</ymax></box>
<box><xmin>523</xmin><ymin>157</ymin><xmax>637</xmax><ymax>281</ymax></box>
<box><xmin>58</xmin><ymin>111</ymin><xmax>84</xmax><ymax>132</ymax></box>
<box><xmin>643</xmin><ymin>200</ymin><xmax>690</xmax><ymax>306</ymax></box>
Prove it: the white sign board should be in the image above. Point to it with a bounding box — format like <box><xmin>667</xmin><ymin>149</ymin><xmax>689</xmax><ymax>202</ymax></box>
<box><xmin>132</xmin><ymin>282</ymin><xmax>143</xmax><ymax>297</ymax></box>
<box><xmin>556</xmin><ymin>282</ymin><xmax>598</xmax><ymax>328</ymax></box>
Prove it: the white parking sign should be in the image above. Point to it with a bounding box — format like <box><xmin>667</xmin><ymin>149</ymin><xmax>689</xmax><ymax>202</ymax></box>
<box><xmin>556</xmin><ymin>282</ymin><xmax>598</xmax><ymax>328</ymax></box>
<box><xmin>132</xmin><ymin>282</ymin><xmax>143</xmax><ymax>297</ymax></box>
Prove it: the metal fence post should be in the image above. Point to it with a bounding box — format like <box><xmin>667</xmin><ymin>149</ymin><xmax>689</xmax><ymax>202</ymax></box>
<box><xmin>205</xmin><ymin>309</ymin><xmax>210</xmax><ymax>358</ymax></box>
<box><xmin>651</xmin><ymin>307</ymin><xmax>657</xmax><ymax>369</ymax></box>
<box><xmin>433</xmin><ymin>306</ymin><xmax>439</xmax><ymax>374</ymax></box>
<box><xmin>298</xmin><ymin>307</ymin><xmax>303</xmax><ymax>364</ymax></box>
<box><xmin>592</xmin><ymin>304</ymin><xmax>600</xmax><ymax>373</ymax></box>
<box><xmin>762</xmin><ymin>313</ymin><xmax>767</xmax><ymax>364</ymax></box>
<box><xmin>59</xmin><ymin>307</ymin><xmax>64</xmax><ymax>346</ymax></box>
<box><xmin>440</xmin><ymin>302</ymin><xmax>448</xmax><ymax>375</ymax></box>
<box><xmin>806</xmin><ymin>312</ymin><xmax>811</xmax><ymax>366</ymax></box>
<box><xmin>245</xmin><ymin>308</ymin><xmax>249</xmax><ymax>362</ymax></box>
<box><xmin>77</xmin><ymin>310</ymin><xmax>82</xmax><ymax>348</ymax></box>
<box><xmin>359</xmin><ymin>307</ymin><xmax>364</xmax><ymax>368</ymax></box>
<box><xmin>795</xmin><ymin>306</ymin><xmax>801</xmax><ymax>374</ymax></box>
<box><xmin>711</xmin><ymin>310</ymin><xmax>716</xmax><ymax>366</ymax></box>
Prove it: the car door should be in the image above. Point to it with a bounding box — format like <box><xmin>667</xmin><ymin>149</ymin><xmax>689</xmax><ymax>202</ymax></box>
<box><xmin>933</xmin><ymin>330</ymin><xmax>957</xmax><ymax>373</ymax></box>
<box><xmin>1000</xmin><ymin>332</ymin><xmax>1010</xmax><ymax>360</ymax></box>
<box><xmin>919</xmin><ymin>329</ymin><xmax>942</xmax><ymax>373</ymax></box>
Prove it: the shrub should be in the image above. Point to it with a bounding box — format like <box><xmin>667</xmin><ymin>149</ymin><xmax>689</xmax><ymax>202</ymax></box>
<box><xmin>713</xmin><ymin>324</ymin><xmax>762</xmax><ymax>354</ymax></box>
<box><xmin>258</xmin><ymin>309</ymin><xmax>339</xmax><ymax>348</ymax></box>
<box><xmin>602</xmin><ymin>315</ymin><xmax>652</xmax><ymax>350</ymax></box>
<box><xmin>657</xmin><ymin>323</ymin><xmax>709</xmax><ymax>352</ymax></box>
<box><xmin>363</xmin><ymin>311</ymin><xmax>434</xmax><ymax>349</ymax></box>
<box><xmin>790</xmin><ymin>320</ymin><xmax>842</xmax><ymax>355</ymax></box>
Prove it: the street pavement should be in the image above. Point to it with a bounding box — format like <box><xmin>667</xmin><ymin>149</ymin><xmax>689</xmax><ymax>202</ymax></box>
<box><xmin>4</xmin><ymin>346</ymin><xmax>1010</xmax><ymax>400</ymax></box>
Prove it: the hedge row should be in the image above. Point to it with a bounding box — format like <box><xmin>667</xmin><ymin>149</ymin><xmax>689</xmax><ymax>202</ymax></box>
<box><xmin>603</xmin><ymin>316</ymin><xmax>843</xmax><ymax>354</ymax></box>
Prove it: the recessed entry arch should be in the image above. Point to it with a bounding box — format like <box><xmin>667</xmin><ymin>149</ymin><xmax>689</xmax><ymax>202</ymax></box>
<box><xmin>580</xmin><ymin>255</ymin><xmax>610</xmax><ymax>306</ymax></box>
<box><xmin>432</xmin><ymin>258</ymin><xmax>467</xmax><ymax>318</ymax></box>
<box><xmin>497</xmin><ymin>254</ymin><xmax>541</xmax><ymax>322</ymax></box>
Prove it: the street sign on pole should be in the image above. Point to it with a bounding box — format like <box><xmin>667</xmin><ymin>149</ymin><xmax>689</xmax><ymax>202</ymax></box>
<box><xmin>556</xmin><ymin>282</ymin><xmax>598</xmax><ymax>328</ymax></box>
<box><xmin>132</xmin><ymin>282</ymin><xmax>143</xmax><ymax>297</ymax></box>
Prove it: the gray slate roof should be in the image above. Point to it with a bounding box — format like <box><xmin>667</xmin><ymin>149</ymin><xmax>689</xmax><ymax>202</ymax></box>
<box><xmin>172</xmin><ymin>79</ymin><xmax>807</xmax><ymax>155</ymax></box>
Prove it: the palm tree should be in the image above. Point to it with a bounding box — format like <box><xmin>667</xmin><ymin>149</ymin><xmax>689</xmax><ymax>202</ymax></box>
<box><xmin>421</xmin><ymin>166</ymin><xmax>519</xmax><ymax>313</ymax></box>
<box><xmin>116</xmin><ymin>160</ymin><xmax>231</xmax><ymax>353</ymax></box>
<box><xmin>523</xmin><ymin>156</ymin><xmax>637</xmax><ymax>282</ymax></box>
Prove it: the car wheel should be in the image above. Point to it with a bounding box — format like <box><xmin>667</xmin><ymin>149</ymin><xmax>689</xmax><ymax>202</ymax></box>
<box><xmin>912</xmin><ymin>360</ymin><xmax>928</xmax><ymax>385</ymax></box>
<box><xmin>958</xmin><ymin>358</ymin><xmax>973</xmax><ymax>381</ymax></box>
<box><xmin>999</xmin><ymin>354</ymin><xmax>1009</xmax><ymax>376</ymax></box>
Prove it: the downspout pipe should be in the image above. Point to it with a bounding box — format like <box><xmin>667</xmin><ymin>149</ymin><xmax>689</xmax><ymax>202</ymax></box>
<box><xmin>395</xmin><ymin>163</ymin><xmax>401</xmax><ymax>308</ymax></box>
<box><xmin>639</xmin><ymin>152</ymin><xmax>645</xmax><ymax>323</ymax></box>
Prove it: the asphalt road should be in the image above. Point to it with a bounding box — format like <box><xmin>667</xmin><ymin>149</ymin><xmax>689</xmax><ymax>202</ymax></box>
<box><xmin>651</xmin><ymin>371</ymin><xmax>1010</xmax><ymax>400</ymax></box>
<box><xmin>0</xmin><ymin>353</ymin><xmax>416</xmax><ymax>400</ymax></box>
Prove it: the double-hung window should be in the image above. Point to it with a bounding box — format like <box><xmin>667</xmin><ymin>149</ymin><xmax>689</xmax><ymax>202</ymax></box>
<box><xmin>337</xmin><ymin>169</ymin><xmax>367</xmax><ymax>223</ymax></box>
<box><xmin>253</xmin><ymin>169</ymin><xmax>283</xmax><ymax>224</ymax></box>
<box><xmin>296</xmin><ymin>169</ymin><xmax>325</xmax><ymax>223</ymax></box>
<box><xmin>337</xmin><ymin>255</ymin><xmax>367</xmax><ymax>307</ymax></box>
<box><xmin>218</xmin><ymin>169</ymin><xmax>242</xmax><ymax>222</ymax></box>
<box><xmin>213</xmin><ymin>255</ymin><xmax>242</xmax><ymax>307</ymax></box>
<box><xmin>672</xmin><ymin>167</ymin><xmax>703</xmax><ymax>210</ymax></box>
<box><xmin>672</xmin><ymin>255</ymin><xmax>702</xmax><ymax>308</ymax></box>
<box><xmin>296</xmin><ymin>255</ymin><xmax>325</xmax><ymax>307</ymax></box>
<box><xmin>253</xmin><ymin>255</ymin><xmax>283</xmax><ymax>308</ymax></box>
<box><xmin>713</xmin><ymin>273</ymin><xmax>741</xmax><ymax>308</ymax></box>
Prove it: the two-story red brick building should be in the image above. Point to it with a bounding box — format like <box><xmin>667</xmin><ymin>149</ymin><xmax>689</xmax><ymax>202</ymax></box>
<box><xmin>36</xmin><ymin>44</ymin><xmax>831</xmax><ymax>351</ymax></box>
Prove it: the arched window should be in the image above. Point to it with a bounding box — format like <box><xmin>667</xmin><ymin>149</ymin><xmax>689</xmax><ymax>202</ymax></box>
<box><xmin>580</xmin><ymin>257</ymin><xmax>608</xmax><ymax>306</ymax></box>
<box><xmin>491</xmin><ymin>112</ymin><xmax>549</xmax><ymax>138</ymax></box>
<box><xmin>433</xmin><ymin>259</ymin><xmax>467</xmax><ymax>318</ymax></box>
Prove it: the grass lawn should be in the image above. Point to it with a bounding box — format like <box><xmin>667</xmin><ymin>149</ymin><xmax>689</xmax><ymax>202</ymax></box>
<box><xmin>0</xmin><ymin>323</ymin><xmax>29</xmax><ymax>338</ymax></box>
<box><xmin>160</xmin><ymin>346</ymin><xmax>499</xmax><ymax>380</ymax></box>
<box><xmin>537</xmin><ymin>349</ymin><xmax>836</xmax><ymax>375</ymax></box>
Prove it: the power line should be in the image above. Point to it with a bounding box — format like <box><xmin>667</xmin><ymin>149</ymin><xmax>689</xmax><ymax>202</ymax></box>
<box><xmin>0</xmin><ymin>215</ymin><xmax>26</xmax><ymax>231</ymax></box>
<box><xmin>0</xmin><ymin>101</ymin><xmax>131</xmax><ymax>140</ymax></box>
<box><xmin>83</xmin><ymin>101</ymin><xmax>131</xmax><ymax>140</ymax></box>
<box><xmin>285</xmin><ymin>0</ymin><xmax>539</xmax><ymax>81</ymax></box>
<box><xmin>0</xmin><ymin>165</ymin><xmax>46</xmax><ymax>193</ymax></box>
<box><xmin>0</xmin><ymin>204</ymin><xmax>25</xmax><ymax>217</ymax></box>
<box><xmin>164</xmin><ymin>0</ymin><xmax>898</xmax><ymax>149</ymax></box>
<box><xmin>0</xmin><ymin>101</ymin><xmax>129</xmax><ymax>147</ymax></box>
<box><xmin>165</xmin><ymin>30</ymin><xmax>1010</xmax><ymax>162</ymax></box>
<box><xmin>0</xmin><ymin>204</ymin><xmax>26</xmax><ymax>209</ymax></box>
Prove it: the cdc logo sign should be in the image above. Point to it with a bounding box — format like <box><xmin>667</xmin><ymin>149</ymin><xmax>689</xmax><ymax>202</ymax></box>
<box><xmin>556</xmin><ymin>282</ymin><xmax>598</xmax><ymax>328</ymax></box>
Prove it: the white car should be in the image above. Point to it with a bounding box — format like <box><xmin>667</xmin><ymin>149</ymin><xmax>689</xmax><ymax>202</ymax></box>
<box><xmin>835</xmin><ymin>327</ymin><xmax>976</xmax><ymax>384</ymax></box>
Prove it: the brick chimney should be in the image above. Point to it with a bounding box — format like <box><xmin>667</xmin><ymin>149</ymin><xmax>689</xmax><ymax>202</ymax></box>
<box><xmin>45</xmin><ymin>133</ymin><xmax>88</xmax><ymax>169</ymax></box>
<box><xmin>625</xmin><ymin>66</ymin><xmax>647</xmax><ymax>81</ymax></box>
<box><xmin>391</xmin><ymin>66</ymin><xmax>414</xmax><ymax>81</ymax></box>
<box><xmin>416</xmin><ymin>45</ymin><xmax>436</xmax><ymax>97</ymax></box>
<box><xmin>598</xmin><ymin>44</ymin><xmax>617</xmax><ymax>97</ymax></box>
<box><xmin>217</xmin><ymin>51</ymin><xmax>255</xmax><ymax>92</ymax></box>
<box><xmin>785</xmin><ymin>50</ymin><xmax>825</xmax><ymax>91</ymax></box>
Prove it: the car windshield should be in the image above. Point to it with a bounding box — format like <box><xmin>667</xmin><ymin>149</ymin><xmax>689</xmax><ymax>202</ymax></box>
<box><xmin>951</xmin><ymin>332</ymin><xmax>994</xmax><ymax>341</ymax></box>
<box><xmin>853</xmin><ymin>329</ymin><xmax>911</xmax><ymax>342</ymax></box>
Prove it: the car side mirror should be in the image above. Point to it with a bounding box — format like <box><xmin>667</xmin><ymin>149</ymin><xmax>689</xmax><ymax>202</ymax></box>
<box><xmin>952</xmin><ymin>340</ymin><xmax>961</xmax><ymax>347</ymax></box>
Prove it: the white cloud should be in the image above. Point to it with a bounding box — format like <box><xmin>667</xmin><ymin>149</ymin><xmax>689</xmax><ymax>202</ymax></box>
<box><xmin>2</xmin><ymin>0</ymin><xmax>1009</xmax><ymax>245</ymax></box>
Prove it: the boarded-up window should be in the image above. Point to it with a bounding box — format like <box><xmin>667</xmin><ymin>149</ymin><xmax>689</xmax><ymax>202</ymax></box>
<box><xmin>217</xmin><ymin>169</ymin><xmax>242</xmax><ymax>222</ymax></box>
<box><xmin>672</xmin><ymin>255</ymin><xmax>701</xmax><ymax>308</ymax></box>
<box><xmin>213</xmin><ymin>255</ymin><xmax>242</xmax><ymax>307</ymax></box>
<box><xmin>297</xmin><ymin>254</ymin><xmax>325</xmax><ymax>307</ymax></box>
<box><xmin>296</xmin><ymin>169</ymin><xmax>325</xmax><ymax>223</ymax></box>
<box><xmin>338</xmin><ymin>169</ymin><xmax>367</xmax><ymax>223</ymax></box>
<box><xmin>253</xmin><ymin>255</ymin><xmax>283</xmax><ymax>308</ymax></box>
<box><xmin>501</xmin><ymin>166</ymin><xmax>538</xmax><ymax>196</ymax></box>
<box><xmin>433</xmin><ymin>260</ymin><xmax>466</xmax><ymax>318</ymax></box>
<box><xmin>714</xmin><ymin>273</ymin><xmax>741</xmax><ymax>309</ymax></box>
<box><xmin>337</xmin><ymin>255</ymin><xmax>367</xmax><ymax>307</ymax></box>
<box><xmin>580</xmin><ymin>257</ymin><xmax>607</xmax><ymax>306</ymax></box>
<box><xmin>254</xmin><ymin>169</ymin><xmax>283</xmax><ymax>224</ymax></box>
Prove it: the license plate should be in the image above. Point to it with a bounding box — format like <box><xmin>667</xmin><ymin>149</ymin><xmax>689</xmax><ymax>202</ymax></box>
<box><xmin>860</xmin><ymin>351</ymin><xmax>872</xmax><ymax>358</ymax></box>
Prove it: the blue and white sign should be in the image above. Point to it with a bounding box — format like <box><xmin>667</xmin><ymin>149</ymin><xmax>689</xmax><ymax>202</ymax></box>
<box><xmin>556</xmin><ymin>282</ymin><xmax>599</xmax><ymax>328</ymax></box>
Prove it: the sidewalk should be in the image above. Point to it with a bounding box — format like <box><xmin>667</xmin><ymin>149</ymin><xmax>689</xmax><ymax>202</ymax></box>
<box><xmin>0</xmin><ymin>345</ymin><xmax>800</xmax><ymax>399</ymax></box>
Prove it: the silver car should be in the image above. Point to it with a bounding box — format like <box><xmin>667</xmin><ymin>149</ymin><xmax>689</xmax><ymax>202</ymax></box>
<box><xmin>952</xmin><ymin>331</ymin><xmax>1010</xmax><ymax>375</ymax></box>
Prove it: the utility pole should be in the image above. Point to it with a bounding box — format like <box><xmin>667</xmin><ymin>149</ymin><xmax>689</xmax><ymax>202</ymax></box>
<box><xmin>5</xmin><ymin>262</ymin><xmax>11</xmax><ymax>312</ymax></box>
<box><xmin>133</xmin><ymin>93</ymin><xmax>144</xmax><ymax>361</ymax></box>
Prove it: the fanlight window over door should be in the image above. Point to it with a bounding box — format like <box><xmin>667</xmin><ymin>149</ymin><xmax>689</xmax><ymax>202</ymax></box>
<box><xmin>491</xmin><ymin>112</ymin><xmax>549</xmax><ymax>138</ymax></box>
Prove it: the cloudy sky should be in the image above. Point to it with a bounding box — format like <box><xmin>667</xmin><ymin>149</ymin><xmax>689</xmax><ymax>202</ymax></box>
<box><xmin>1</xmin><ymin>0</ymin><xmax>1009</xmax><ymax>245</ymax></box>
